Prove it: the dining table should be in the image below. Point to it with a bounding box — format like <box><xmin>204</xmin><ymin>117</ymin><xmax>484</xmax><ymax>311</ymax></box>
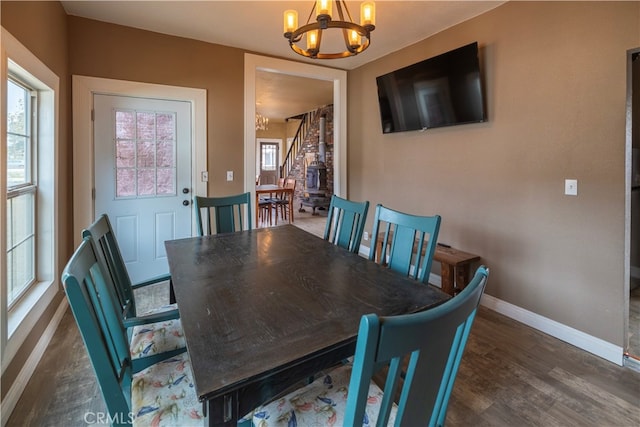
<box><xmin>165</xmin><ymin>225</ymin><xmax>450</xmax><ymax>426</ymax></box>
<box><xmin>255</xmin><ymin>184</ymin><xmax>294</xmax><ymax>225</ymax></box>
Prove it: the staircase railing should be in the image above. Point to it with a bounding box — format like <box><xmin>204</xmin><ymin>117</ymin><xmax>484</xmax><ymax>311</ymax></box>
<box><xmin>280</xmin><ymin>110</ymin><xmax>317</xmax><ymax>179</ymax></box>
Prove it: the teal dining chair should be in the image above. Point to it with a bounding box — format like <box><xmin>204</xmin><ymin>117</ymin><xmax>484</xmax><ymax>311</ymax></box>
<box><xmin>68</xmin><ymin>235</ymin><xmax>185</xmax><ymax>372</ymax></box>
<box><xmin>82</xmin><ymin>214</ymin><xmax>179</xmax><ymax>324</ymax></box>
<box><xmin>62</xmin><ymin>239</ymin><xmax>203</xmax><ymax>426</ymax></box>
<box><xmin>323</xmin><ymin>194</ymin><xmax>370</xmax><ymax>253</ymax></box>
<box><xmin>194</xmin><ymin>192</ymin><xmax>252</xmax><ymax>235</ymax></box>
<box><xmin>82</xmin><ymin>215</ymin><xmax>185</xmax><ymax>371</ymax></box>
<box><xmin>251</xmin><ymin>266</ymin><xmax>489</xmax><ymax>426</ymax></box>
<box><xmin>370</xmin><ymin>204</ymin><xmax>441</xmax><ymax>284</ymax></box>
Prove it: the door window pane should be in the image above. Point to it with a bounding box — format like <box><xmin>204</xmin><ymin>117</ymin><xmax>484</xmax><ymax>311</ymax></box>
<box><xmin>114</xmin><ymin>109</ymin><xmax>177</xmax><ymax>198</ymax></box>
<box><xmin>262</xmin><ymin>144</ymin><xmax>277</xmax><ymax>171</ymax></box>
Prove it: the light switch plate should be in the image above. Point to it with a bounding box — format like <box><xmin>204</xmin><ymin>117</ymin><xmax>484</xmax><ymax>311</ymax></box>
<box><xmin>565</xmin><ymin>179</ymin><xmax>578</xmax><ymax>196</ymax></box>
<box><xmin>226</xmin><ymin>171</ymin><xmax>234</xmax><ymax>181</ymax></box>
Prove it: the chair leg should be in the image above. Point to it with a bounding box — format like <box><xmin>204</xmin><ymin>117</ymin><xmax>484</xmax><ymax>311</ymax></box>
<box><xmin>272</xmin><ymin>203</ymin><xmax>278</xmax><ymax>225</ymax></box>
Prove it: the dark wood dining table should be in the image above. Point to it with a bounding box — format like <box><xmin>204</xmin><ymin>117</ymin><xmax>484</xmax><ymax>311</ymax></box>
<box><xmin>165</xmin><ymin>225</ymin><xmax>449</xmax><ymax>426</ymax></box>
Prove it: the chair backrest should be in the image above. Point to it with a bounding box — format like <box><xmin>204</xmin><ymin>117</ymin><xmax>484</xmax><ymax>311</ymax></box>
<box><xmin>323</xmin><ymin>195</ymin><xmax>370</xmax><ymax>253</ymax></box>
<box><xmin>194</xmin><ymin>192</ymin><xmax>252</xmax><ymax>235</ymax></box>
<box><xmin>369</xmin><ymin>204</ymin><xmax>441</xmax><ymax>284</ymax></box>
<box><xmin>62</xmin><ymin>239</ymin><xmax>133</xmax><ymax>420</ymax></box>
<box><xmin>344</xmin><ymin>265</ymin><xmax>489</xmax><ymax>427</ymax></box>
<box><xmin>278</xmin><ymin>177</ymin><xmax>296</xmax><ymax>200</ymax></box>
<box><xmin>284</xmin><ymin>177</ymin><xmax>296</xmax><ymax>188</ymax></box>
<box><xmin>82</xmin><ymin>214</ymin><xmax>138</xmax><ymax>319</ymax></box>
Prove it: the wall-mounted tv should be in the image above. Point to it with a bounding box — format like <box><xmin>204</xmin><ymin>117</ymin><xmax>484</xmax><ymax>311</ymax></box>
<box><xmin>376</xmin><ymin>42</ymin><xmax>486</xmax><ymax>134</ymax></box>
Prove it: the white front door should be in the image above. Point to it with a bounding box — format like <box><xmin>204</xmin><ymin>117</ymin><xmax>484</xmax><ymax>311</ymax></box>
<box><xmin>93</xmin><ymin>94</ymin><xmax>192</xmax><ymax>283</ymax></box>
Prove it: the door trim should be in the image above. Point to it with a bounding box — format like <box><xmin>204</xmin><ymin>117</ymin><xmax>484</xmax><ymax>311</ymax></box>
<box><xmin>624</xmin><ymin>47</ymin><xmax>640</xmax><ymax>356</ymax></box>
<box><xmin>244</xmin><ymin>54</ymin><xmax>347</xmax><ymax>227</ymax></box>
<box><xmin>72</xmin><ymin>75</ymin><xmax>207</xmax><ymax>245</ymax></box>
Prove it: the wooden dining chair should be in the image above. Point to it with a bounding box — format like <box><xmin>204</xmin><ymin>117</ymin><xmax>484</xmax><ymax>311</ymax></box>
<box><xmin>323</xmin><ymin>194</ymin><xmax>370</xmax><ymax>253</ymax></box>
<box><xmin>194</xmin><ymin>191</ymin><xmax>252</xmax><ymax>235</ymax></box>
<box><xmin>370</xmin><ymin>204</ymin><xmax>441</xmax><ymax>284</ymax></box>
<box><xmin>258</xmin><ymin>197</ymin><xmax>272</xmax><ymax>227</ymax></box>
<box><xmin>251</xmin><ymin>266</ymin><xmax>489</xmax><ymax>426</ymax></box>
<box><xmin>62</xmin><ymin>239</ymin><xmax>204</xmax><ymax>426</ymax></box>
<box><xmin>271</xmin><ymin>177</ymin><xmax>296</xmax><ymax>224</ymax></box>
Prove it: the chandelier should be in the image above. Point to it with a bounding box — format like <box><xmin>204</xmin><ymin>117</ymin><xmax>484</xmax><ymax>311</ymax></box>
<box><xmin>283</xmin><ymin>0</ymin><xmax>376</xmax><ymax>59</ymax></box>
<box><xmin>256</xmin><ymin>113</ymin><xmax>269</xmax><ymax>131</ymax></box>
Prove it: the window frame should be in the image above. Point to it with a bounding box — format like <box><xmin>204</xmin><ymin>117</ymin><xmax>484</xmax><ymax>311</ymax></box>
<box><xmin>1</xmin><ymin>27</ymin><xmax>59</xmax><ymax>372</ymax></box>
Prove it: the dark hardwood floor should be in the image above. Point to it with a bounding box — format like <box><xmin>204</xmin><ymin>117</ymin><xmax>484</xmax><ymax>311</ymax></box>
<box><xmin>7</xmin><ymin>293</ymin><xmax>640</xmax><ymax>426</ymax></box>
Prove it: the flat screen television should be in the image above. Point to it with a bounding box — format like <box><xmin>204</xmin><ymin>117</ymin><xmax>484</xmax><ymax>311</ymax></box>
<box><xmin>376</xmin><ymin>42</ymin><xmax>486</xmax><ymax>134</ymax></box>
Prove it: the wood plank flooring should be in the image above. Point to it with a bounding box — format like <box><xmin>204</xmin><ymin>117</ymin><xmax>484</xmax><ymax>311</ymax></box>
<box><xmin>7</xmin><ymin>214</ymin><xmax>640</xmax><ymax>426</ymax></box>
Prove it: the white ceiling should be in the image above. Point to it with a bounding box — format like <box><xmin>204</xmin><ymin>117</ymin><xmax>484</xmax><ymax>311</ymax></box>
<box><xmin>61</xmin><ymin>0</ymin><xmax>505</xmax><ymax>121</ymax></box>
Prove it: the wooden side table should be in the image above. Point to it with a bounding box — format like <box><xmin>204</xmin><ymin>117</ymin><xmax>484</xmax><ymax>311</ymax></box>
<box><xmin>433</xmin><ymin>245</ymin><xmax>481</xmax><ymax>296</ymax></box>
<box><xmin>374</xmin><ymin>234</ymin><xmax>480</xmax><ymax>296</ymax></box>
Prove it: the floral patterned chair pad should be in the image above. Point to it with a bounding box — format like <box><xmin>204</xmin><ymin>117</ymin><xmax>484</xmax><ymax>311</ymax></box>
<box><xmin>130</xmin><ymin>316</ymin><xmax>186</xmax><ymax>361</ymax></box>
<box><xmin>251</xmin><ymin>363</ymin><xmax>397</xmax><ymax>426</ymax></box>
<box><xmin>132</xmin><ymin>352</ymin><xmax>205</xmax><ymax>426</ymax></box>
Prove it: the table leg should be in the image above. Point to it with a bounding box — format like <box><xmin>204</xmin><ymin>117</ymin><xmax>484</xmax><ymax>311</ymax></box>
<box><xmin>207</xmin><ymin>394</ymin><xmax>240</xmax><ymax>427</ymax></box>
<box><xmin>440</xmin><ymin>263</ymin><xmax>455</xmax><ymax>296</ymax></box>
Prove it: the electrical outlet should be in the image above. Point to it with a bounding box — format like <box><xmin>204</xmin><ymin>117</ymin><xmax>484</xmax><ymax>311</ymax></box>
<box><xmin>226</xmin><ymin>171</ymin><xmax>234</xmax><ymax>181</ymax></box>
<box><xmin>363</xmin><ymin>231</ymin><xmax>369</xmax><ymax>241</ymax></box>
<box><xmin>564</xmin><ymin>179</ymin><xmax>578</xmax><ymax>196</ymax></box>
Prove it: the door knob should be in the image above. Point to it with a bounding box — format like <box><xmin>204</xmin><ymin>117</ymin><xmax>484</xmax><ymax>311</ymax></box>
<box><xmin>182</xmin><ymin>188</ymin><xmax>190</xmax><ymax>194</ymax></box>
<box><xmin>183</xmin><ymin>200</ymin><xmax>190</xmax><ymax>206</ymax></box>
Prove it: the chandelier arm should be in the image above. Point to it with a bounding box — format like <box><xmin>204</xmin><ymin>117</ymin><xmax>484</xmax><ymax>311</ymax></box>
<box><xmin>305</xmin><ymin>2</ymin><xmax>316</xmax><ymax>25</ymax></box>
<box><xmin>313</xmin><ymin>27</ymin><xmax>324</xmax><ymax>57</ymax></box>
<box><xmin>335</xmin><ymin>0</ymin><xmax>354</xmax><ymax>23</ymax></box>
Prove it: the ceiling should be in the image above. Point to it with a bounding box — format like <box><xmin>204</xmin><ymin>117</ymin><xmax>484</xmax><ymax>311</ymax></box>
<box><xmin>61</xmin><ymin>1</ymin><xmax>505</xmax><ymax>122</ymax></box>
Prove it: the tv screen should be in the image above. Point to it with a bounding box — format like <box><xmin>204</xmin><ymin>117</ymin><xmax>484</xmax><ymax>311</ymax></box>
<box><xmin>376</xmin><ymin>42</ymin><xmax>485</xmax><ymax>134</ymax></box>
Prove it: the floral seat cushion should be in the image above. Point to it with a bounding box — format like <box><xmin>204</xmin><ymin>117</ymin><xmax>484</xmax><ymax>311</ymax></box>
<box><xmin>130</xmin><ymin>317</ymin><xmax>186</xmax><ymax>360</ymax></box>
<box><xmin>251</xmin><ymin>363</ymin><xmax>397</xmax><ymax>427</ymax></box>
<box><xmin>132</xmin><ymin>352</ymin><xmax>204</xmax><ymax>426</ymax></box>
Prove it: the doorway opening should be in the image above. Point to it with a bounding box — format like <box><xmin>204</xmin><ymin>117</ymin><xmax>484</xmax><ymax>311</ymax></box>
<box><xmin>243</xmin><ymin>54</ymin><xmax>347</xmax><ymax>229</ymax></box>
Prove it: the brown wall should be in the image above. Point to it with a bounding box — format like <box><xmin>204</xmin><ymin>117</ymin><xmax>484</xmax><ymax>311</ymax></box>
<box><xmin>68</xmin><ymin>16</ymin><xmax>246</xmax><ymax>196</ymax></box>
<box><xmin>348</xmin><ymin>1</ymin><xmax>640</xmax><ymax>345</ymax></box>
<box><xmin>0</xmin><ymin>0</ymin><xmax>70</xmax><ymax>400</ymax></box>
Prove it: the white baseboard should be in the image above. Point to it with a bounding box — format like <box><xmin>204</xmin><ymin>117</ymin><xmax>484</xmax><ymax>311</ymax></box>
<box><xmin>1</xmin><ymin>299</ymin><xmax>68</xmax><ymax>427</ymax></box>
<box><xmin>480</xmin><ymin>294</ymin><xmax>623</xmax><ymax>366</ymax></box>
<box><xmin>358</xmin><ymin>244</ymin><xmax>623</xmax><ymax>366</ymax></box>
